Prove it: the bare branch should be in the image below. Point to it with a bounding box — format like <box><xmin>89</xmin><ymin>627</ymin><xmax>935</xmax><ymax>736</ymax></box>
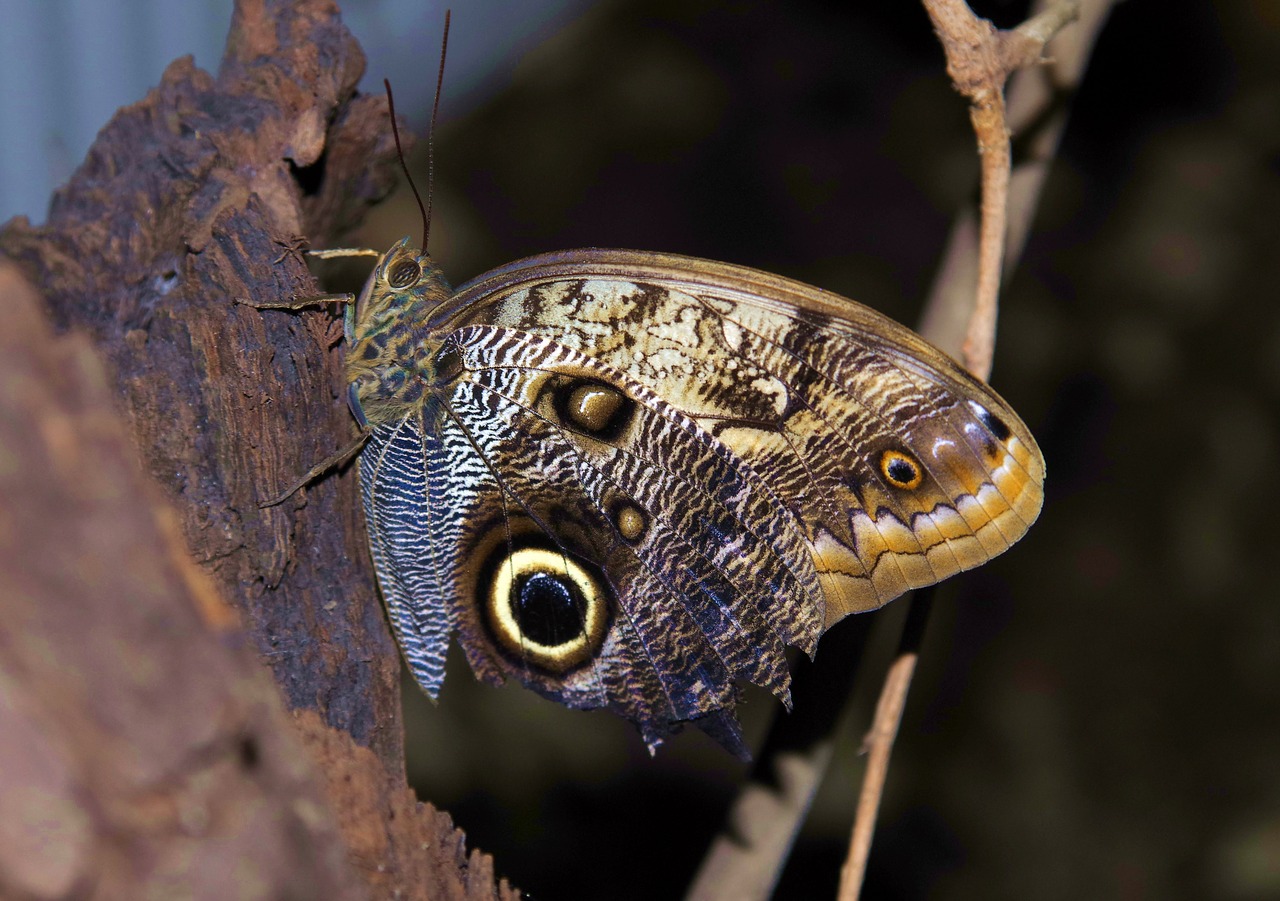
<box><xmin>920</xmin><ymin>0</ymin><xmax>1081</xmax><ymax>376</ymax></box>
<box><xmin>839</xmin><ymin>3</ymin><xmax>1114</xmax><ymax>898</ymax></box>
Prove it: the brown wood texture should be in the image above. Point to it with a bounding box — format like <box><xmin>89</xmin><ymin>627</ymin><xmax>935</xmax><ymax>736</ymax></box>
<box><xmin>0</xmin><ymin>1</ymin><xmax>516</xmax><ymax>897</ymax></box>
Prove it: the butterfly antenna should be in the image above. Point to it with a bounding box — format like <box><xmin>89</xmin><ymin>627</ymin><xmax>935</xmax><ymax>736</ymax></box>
<box><xmin>383</xmin><ymin>78</ymin><xmax>429</xmax><ymax>250</ymax></box>
<box><xmin>383</xmin><ymin>12</ymin><xmax>449</xmax><ymax>251</ymax></box>
<box><xmin>424</xmin><ymin>10</ymin><xmax>451</xmax><ymax>250</ymax></box>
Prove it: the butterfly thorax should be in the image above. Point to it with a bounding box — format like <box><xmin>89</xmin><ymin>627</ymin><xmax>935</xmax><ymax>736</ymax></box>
<box><xmin>344</xmin><ymin>239</ymin><xmax>454</xmax><ymax>426</ymax></box>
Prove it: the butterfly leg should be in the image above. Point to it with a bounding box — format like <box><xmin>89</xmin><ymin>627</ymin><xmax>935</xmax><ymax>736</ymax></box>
<box><xmin>237</xmin><ymin>292</ymin><xmax>355</xmax><ymax>310</ymax></box>
<box><xmin>239</xmin><ymin>247</ymin><xmax>382</xmax><ymax>310</ymax></box>
<box><xmin>305</xmin><ymin>247</ymin><xmax>381</xmax><ymax>261</ymax></box>
<box><xmin>259</xmin><ymin>429</ymin><xmax>372</xmax><ymax>508</ymax></box>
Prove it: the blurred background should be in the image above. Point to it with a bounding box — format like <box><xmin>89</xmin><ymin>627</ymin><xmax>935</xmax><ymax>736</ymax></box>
<box><xmin>3</xmin><ymin>1</ymin><xmax>1277</xmax><ymax>899</ymax></box>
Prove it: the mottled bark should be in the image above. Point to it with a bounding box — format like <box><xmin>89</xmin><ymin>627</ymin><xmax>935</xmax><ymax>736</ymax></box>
<box><xmin>0</xmin><ymin>1</ymin><xmax>515</xmax><ymax>897</ymax></box>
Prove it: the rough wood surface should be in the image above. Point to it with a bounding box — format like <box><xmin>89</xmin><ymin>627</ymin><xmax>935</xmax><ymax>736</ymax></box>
<box><xmin>0</xmin><ymin>262</ymin><xmax>366</xmax><ymax>899</ymax></box>
<box><xmin>0</xmin><ymin>1</ymin><xmax>516</xmax><ymax>897</ymax></box>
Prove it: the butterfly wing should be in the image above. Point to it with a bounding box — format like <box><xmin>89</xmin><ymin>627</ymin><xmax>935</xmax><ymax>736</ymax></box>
<box><xmin>361</xmin><ymin>249</ymin><xmax>1044</xmax><ymax>750</ymax></box>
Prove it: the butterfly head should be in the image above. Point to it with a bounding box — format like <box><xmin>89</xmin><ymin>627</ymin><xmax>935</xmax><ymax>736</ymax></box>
<box><xmin>352</xmin><ymin>237</ymin><xmax>451</xmax><ymax>324</ymax></box>
<box><xmin>344</xmin><ymin>237</ymin><xmax>454</xmax><ymax>426</ymax></box>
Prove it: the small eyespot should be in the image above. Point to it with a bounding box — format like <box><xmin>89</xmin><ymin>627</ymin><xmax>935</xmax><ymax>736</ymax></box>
<box><xmin>567</xmin><ymin>383</ymin><xmax>626</xmax><ymax>433</ymax></box>
<box><xmin>547</xmin><ymin>378</ymin><xmax>634</xmax><ymax>440</ymax></box>
<box><xmin>387</xmin><ymin>259</ymin><xmax>421</xmax><ymax>288</ymax></box>
<box><xmin>968</xmin><ymin>401</ymin><xmax>1011</xmax><ymax>441</ymax></box>
<box><xmin>880</xmin><ymin>449</ymin><xmax>923</xmax><ymax>490</ymax></box>
<box><xmin>613</xmin><ymin>502</ymin><xmax>648</xmax><ymax>543</ymax></box>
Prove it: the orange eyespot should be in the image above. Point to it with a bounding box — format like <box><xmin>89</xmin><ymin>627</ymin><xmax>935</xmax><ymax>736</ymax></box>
<box><xmin>387</xmin><ymin>259</ymin><xmax>421</xmax><ymax>288</ymax></box>
<box><xmin>880</xmin><ymin>450</ymin><xmax>923</xmax><ymax>490</ymax></box>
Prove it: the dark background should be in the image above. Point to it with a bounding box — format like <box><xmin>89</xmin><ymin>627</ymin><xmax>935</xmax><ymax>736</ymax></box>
<box><xmin>334</xmin><ymin>1</ymin><xmax>1275</xmax><ymax>898</ymax></box>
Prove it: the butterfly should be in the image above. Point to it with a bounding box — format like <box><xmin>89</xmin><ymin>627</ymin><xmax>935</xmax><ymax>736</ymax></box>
<box><xmin>288</xmin><ymin>236</ymin><xmax>1045</xmax><ymax>755</ymax></box>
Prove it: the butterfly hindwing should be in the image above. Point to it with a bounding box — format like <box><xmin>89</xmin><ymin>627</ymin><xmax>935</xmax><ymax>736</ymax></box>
<box><xmin>361</xmin><ymin>324</ymin><xmax>828</xmax><ymax>748</ymax></box>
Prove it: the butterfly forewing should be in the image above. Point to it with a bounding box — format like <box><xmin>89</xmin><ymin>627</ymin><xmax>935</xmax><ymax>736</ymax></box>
<box><xmin>445</xmin><ymin>250</ymin><xmax>1044</xmax><ymax>613</ymax></box>
<box><xmin>349</xmin><ymin>244</ymin><xmax>1045</xmax><ymax>751</ymax></box>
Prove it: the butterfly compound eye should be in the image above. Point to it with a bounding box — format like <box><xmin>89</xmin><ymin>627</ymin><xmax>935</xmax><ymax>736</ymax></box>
<box><xmin>387</xmin><ymin>259</ymin><xmax>421</xmax><ymax>288</ymax></box>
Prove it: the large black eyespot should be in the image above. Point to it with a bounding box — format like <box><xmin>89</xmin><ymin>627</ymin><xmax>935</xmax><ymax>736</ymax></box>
<box><xmin>513</xmin><ymin>572</ymin><xmax>586</xmax><ymax>647</ymax></box>
<box><xmin>387</xmin><ymin>259</ymin><xmax>421</xmax><ymax>288</ymax></box>
<box><xmin>880</xmin><ymin>449</ymin><xmax>924</xmax><ymax>490</ymax></box>
<box><xmin>482</xmin><ymin>545</ymin><xmax>610</xmax><ymax>673</ymax></box>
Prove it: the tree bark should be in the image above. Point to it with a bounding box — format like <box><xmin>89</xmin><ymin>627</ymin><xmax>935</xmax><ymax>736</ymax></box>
<box><xmin>0</xmin><ymin>1</ymin><xmax>515</xmax><ymax>897</ymax></box>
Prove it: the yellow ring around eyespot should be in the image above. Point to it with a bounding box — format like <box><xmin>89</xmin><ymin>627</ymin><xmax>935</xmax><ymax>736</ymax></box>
<box><xmin>487</xmin><ymin>547</ymin><xmax>609</xmax><ymax>673</ymax></box>
<box><xmin>880</xmin><ymin>449</ymin><xmax>923</xmax><ymax>490</ymax></box>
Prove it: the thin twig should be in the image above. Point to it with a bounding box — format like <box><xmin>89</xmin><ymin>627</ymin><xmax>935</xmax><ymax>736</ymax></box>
<box><xmin>921</xmin><ymin>0</ymin><xmax>1081</xmax><ymax>377</ymax></box>
<box><xmin>837</xmin><ymin>3</ymin><xmax>1101</xmax><ymax>899</ymax></box>
<box><xmin>922</xmin><ymin>0</ymin><xmax>1115</xmax><ymax>358</ymax></box>
<box><xmin>837</xmin><ymin>592</ymin><xmax>933</xmax><ymax>899</ymax></box>
<box><xmin>686</xmin><ymin>3</ymin><xmax>1108</xmax><ymax>898</ymax></box>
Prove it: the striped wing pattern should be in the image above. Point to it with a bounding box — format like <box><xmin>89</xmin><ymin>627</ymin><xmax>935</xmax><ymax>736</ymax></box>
<box><xmin>344</xmin><ymin>244</ymin><xmax>1045</xmax><ymax>752</ymax></box>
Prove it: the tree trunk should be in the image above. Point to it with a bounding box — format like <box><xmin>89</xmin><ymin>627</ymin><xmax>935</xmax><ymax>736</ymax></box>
<box><xmin>0</xmin><ymin>1</ymin><xmax>515</xmax><ymax>897</ymax></box>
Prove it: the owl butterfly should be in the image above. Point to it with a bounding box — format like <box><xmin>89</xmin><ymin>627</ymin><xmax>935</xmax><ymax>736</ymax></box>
<box><xmin>278</xmin><ymin>58</ymin><xmax>1044</xmax><ymax>755</ymax></box>
<box><xmin>290</xmin><ymin>235</ymin><xmax>1046</xmax><ymax>755</ymax></box>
